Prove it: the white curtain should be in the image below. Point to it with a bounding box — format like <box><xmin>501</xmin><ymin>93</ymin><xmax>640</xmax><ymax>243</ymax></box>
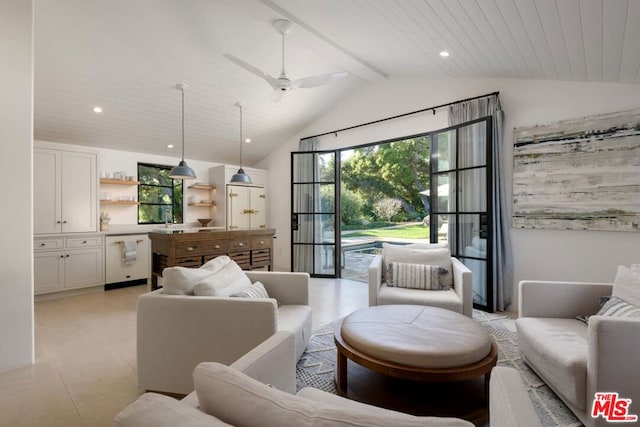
<box><xmin>449</xmin><ymin>96</ymin><xmax>513</xmax><ymax>311</ymax></box>
<box><xmin>293</xmin><ymin>137</ymin><xmax>319</xmax><ymax>273</ymax></box>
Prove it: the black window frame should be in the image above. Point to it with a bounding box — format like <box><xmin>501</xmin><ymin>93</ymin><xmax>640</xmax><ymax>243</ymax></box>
<box><xmin>137</xmin><ymin>162</ymin><xmax>184</xmax><ymax>225</ymax></box>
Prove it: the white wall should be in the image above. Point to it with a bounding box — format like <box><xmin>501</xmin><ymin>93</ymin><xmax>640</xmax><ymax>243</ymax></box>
<box><xmin>36</xmin><ymin>141</ymin><xmax>226</xmax><ymax>228</ymax></box>
<box><xmin>0</xmin><ymin>0</ymin><xmax>34</xmax><ymax>372</ymax></box>
<box><xmin>257</xmin><ymin>76</ymin><xmax>640</xmax><ymax>309</ymax></box>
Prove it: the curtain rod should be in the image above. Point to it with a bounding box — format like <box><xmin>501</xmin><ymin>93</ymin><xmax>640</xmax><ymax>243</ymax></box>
<box><xmin>301</xmin><ymin>91</ymin><xmax>499</xmax><ymax>141</ymax></box>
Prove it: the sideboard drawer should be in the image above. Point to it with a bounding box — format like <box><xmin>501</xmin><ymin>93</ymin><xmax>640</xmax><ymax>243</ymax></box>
<box><xmin>34</xmin><ymin>238</ymin><xmax>64</xmax><ymax>251</ymax></box>
<box><xmin>204</xmin><ymin>240</ymin><xmax>229</xmax><ymax>254</ymax></box>
<box><xmin>252</xmin><ymin>237</ymin><xmax>272</xmax><ymax>250</ymax></box>
<box><xmin>175</xmin><ymin>241</ymin><xmax>203</xmax><ymax>257</ymax></box>
<box><xmin>174</xmin><ymin>256</ymin><xmax>202</xmax><ymax>268</ymax></box>
<box><xmin>229</xmin><ymin>239</ymin><xmax>250</xmax><ymax>251</ymax></box>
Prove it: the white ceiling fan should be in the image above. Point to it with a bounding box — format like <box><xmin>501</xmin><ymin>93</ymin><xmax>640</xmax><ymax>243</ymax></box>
<box><xmin>224</xmin><ymin>19</ymin><xmax>348</xmax><ymax>101</ymax></box>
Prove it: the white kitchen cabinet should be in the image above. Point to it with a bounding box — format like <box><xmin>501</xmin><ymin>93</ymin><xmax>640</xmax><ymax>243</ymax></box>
<box><xmin>105</xmin><ymin>234</ymin><xmax>150</xmax><ymax>284</ymax></box>
<box><xmin>34</xmin><ymin>147</ymin><xmax>97</xmax><ymax>234</ymax></box>
<box><xmin>227</xmin><ymin>185</ymin><xmax>266</xmax><ymax>229</ymax></box>
<box><xmin>209</xmin><ymin>165</ymin><xmax>268</xmax><ymax>229</ymax></box>
<box><xmin>34</xmin><ymin>236</ymin><xmax>104</xmax><ymax>295</ymax></box>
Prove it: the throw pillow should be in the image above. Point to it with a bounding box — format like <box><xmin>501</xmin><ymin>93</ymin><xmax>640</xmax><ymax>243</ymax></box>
<box><xmin>576</xmin><ymin>295</ymin><xmax>612</xmax><ymax>324</ymax></box>
<box><xmin>612</xmin><ymin>265</ymin><xmax>640</xmax><ymax>307</ymax></box>
<box><xmin>595</xmin><ymin>295</ymin><xmax>640</xmax><ymax>319</ymax></box>
<box><xmin>386</xmin><ymin>262</ymin><xmax>450</xmax><ymax>290</ymax></box>
<box><xmin>162</xmin><ymin>267</ymin><xmax>216</xmax><ymax>295</ymax></box>
<box><xmin>192</xmin><ymin>256</ymin><xmax>251</xmax><ymax>297</ymax></box>
<box><xmin>231</xmin><ymin>281</ymin><xmax>270</xmax><ymax>299</ymax></box>
<box><xmin>381</xmin><ymin>243</ymin><xmax>453</xmax><ymax>286</ymax></box>
<box><xmin>194</xmin><ymin>362</ymin><xmax>465</xmax><ymax>427</ymax></box>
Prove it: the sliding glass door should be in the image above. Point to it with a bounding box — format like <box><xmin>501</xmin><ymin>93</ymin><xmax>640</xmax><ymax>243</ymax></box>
<box><xmin>430</xmin><ymin>117</ymin><xmax>494</xmax><ymax>311</ymax></box>
<box><xmin>291</xmin><ymin>150</ymin><xmax>339</xmax><ymax>277</ymax></box>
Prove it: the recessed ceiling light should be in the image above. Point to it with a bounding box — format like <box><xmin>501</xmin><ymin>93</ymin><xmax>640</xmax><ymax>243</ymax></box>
<box><xmin>167</xmin><ymin>144</ymin><xmax>175</xmax><ymax>149</ymax></box>
<box><xmin>244</xmin><ymin>138</ymin><xmax>252</xmax><ymax>143</ymax></box>
<box><xmin>93</xmin><ymin>106</ymin><xmax>103</xmax><ymax>113</ymax></box>
<box><xmin>439</xmin><ymin>51</ymin><xmax>450</xmax><ymax>58</ymax></box>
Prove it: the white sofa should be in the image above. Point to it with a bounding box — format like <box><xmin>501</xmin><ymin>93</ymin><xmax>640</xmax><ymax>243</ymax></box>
<box><xmin>516</xmin><ymin>270</ymin><xmax>640</xmax><ymax>427</ymax></box>
<box><xmin>116</xmin><ymin>332</ymin><xmax>541</xmax><ymax>427</ymax></box>
<box><xmin>137</xmin><ymin>270</ymin><xmax>312</xmax><ymax>395</ymax></box>
<box><xmin>369</xmin><ymin>246</ymin><xmax>473</xmax><ymax>317</ymax></box>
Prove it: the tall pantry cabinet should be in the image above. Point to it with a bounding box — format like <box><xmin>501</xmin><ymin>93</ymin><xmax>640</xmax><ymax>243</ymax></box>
<box><xmin>33</xmin><ymin>144</ymin><xmax>102</xmax><ymax>296</ymax></box>
<box><xmin>34</xmin><ymin>147</ymin><xmax>98</xmax><ymax>234</ymax></box>
<box><xmin>210</xmin><ymin>165</ymin><xmax>268</xmax><ymax>229</ymax></box>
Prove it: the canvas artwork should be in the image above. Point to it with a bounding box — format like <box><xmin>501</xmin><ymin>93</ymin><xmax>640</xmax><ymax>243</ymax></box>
<box><xmin>512</xmin><ymin>109</ymin><xmax>640</xmax><ymax>232</ymax></box>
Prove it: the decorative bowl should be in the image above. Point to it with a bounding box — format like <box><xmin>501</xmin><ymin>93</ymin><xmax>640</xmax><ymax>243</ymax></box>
<box><xmin>197</xmin><ymin>218</ymin><xmax>212</xmax><ymax>227</ymax></box>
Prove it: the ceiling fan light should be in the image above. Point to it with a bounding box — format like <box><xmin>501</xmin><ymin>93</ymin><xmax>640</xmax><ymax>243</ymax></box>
<box><xmin>169</xmin><ymin>160</ymin><xmax>197</xmax><ymax>180</ymax></box>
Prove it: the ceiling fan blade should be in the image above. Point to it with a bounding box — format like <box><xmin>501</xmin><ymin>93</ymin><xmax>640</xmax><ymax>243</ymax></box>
<box><xmin>293</xmin><ymin>71</ymin><xmax>348</xmax><ymax>89</ymax></box>
<box><xmin>223</xmin><ymin>54</ymin><xmax>279</xmax><ymax>90</ymax></box>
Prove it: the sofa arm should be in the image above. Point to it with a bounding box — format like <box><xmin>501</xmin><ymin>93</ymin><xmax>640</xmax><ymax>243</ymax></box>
<box><xmin>518</xmin><ymin>281</ymin><xmax>613</xmax><ymax>318</ymax></box>
<box><xmin>368</xmin><ymin>255</ymin><xmax>383</xmax><ymax>306</ymax></box>
<box><xmin>587</xmin><ymin>316</ymin><xmax>640</xmax><ymax>426</ymax></box>
<box><xmin>182</xmin><ymin>331</ymin><xmax>297</xmax><ymax>408</ymax></box>
<box><xmin>246</xmin><ymin>271</ymin><xmax>309</xmax><ymax>305</ymax></box>
<box><xmin>137</xmin><ymin>291</ymin><xmax>278</xmax><ymax>394</ymax></box>
<box><xmin>490</xmin><ymin>366</ymin><xmax>541</xmax><ymax>427</ymax></box>
<box><xmin>451</xmin><ymin>258</ymin><xmax>473</xmax><ymax>317</ymax></box>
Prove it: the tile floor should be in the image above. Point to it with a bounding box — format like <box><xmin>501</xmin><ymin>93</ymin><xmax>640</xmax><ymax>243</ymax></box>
<box><xmin>0</xmin><ymin>278</ymin><xmax>368</xmax><ymax>427</ymax></box>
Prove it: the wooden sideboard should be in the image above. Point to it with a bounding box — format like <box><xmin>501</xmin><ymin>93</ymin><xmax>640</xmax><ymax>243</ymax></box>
<box><xmin>148</xmin><ymin>228</ymin><xmax>275</xmax><ymax>290</ymax></box>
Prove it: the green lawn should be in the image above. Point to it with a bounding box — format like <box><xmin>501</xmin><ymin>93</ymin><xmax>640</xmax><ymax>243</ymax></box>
<box><xmin>343</xmin><ymin>223</ymin><xmax>429</xmax><ymax>239</ymax></box>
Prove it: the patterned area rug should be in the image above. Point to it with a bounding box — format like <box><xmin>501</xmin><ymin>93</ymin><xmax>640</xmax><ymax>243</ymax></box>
<box><xmin>296</xmin><ymin>310</ymin><xmax>583</xmax><ymax>427</ymax></box>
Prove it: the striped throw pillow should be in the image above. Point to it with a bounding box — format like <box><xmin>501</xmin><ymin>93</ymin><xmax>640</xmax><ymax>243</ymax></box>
<box><xmin>231</xmin><ymin>281</ymin><xmax>269</xmax><ymax>299</ymax></box>
<box><xmin>595</xmin><ymin>295</ymin><xmax>640</xmax><ymax>319</ymax></box>
<box><xmin>386</xmin><ymin>262</ymin><xmax>450</xmax><ymax>290</ymax></box>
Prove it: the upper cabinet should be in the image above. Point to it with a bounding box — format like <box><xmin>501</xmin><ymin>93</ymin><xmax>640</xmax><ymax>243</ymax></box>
<box><xmin>34</xmin><ymin>147</ymin><xmax>97</xmax><ymax>234</ymax></box>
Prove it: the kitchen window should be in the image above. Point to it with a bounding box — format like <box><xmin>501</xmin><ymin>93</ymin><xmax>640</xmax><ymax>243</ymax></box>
<box><xmin>137</xmin><ymin>163</ymin><xmax>183</xmax><ymax>224</ymax></box>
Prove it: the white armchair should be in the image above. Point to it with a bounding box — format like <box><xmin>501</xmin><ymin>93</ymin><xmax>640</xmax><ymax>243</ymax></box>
<box><xmin>516</xmin><ymin>279</ymin><xmax>640</xmax><ymax>427</ymax></box>
<box><xmin>137</xmin><ymin>271</ymin><xmax>312</xmax><ymax>395</ymax></box>
<box><xmin>368</xmin><ymin>248</ymin><xmax>473</xmax><ymax>317</ymax></box>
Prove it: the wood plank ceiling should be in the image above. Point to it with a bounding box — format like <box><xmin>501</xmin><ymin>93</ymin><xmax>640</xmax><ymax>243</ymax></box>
<box><xmin>33</xmin><ymin>0</ymin><xmax>640</xmax><ymax>165</ymax></box>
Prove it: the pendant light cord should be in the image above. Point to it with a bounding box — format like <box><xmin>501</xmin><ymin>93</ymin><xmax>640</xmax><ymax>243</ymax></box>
<box><xmin>239</xmin><ymin>104</ymin><xmax>243</xmax><ymax>169</ymax></box>
<box><xmin>181</xmin><ymin>87</ymin><xmax>185</xmax><ymax>161</ymax></box>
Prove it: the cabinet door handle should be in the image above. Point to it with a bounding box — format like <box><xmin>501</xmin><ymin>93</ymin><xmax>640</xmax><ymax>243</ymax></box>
<box><xmin>259</xmin><ymin>240</ymin><xmax>264</xmax><ymax>245</ymax></box>
<box><xmin>59</xmin><ymin>255</ymin><xmax>64</xmax><ymax>258</ymax></box>
<box><xmin>65</xmin><ymin>254</ymin><xmax>70</xmax><ymax>258</ymax></box>
<box><xmin>56</xmin><ymin>221</ymin><xmax>61</xmax><ymax>224</ymax></box>
<box><xmin>62</xmin><ymin>220</ymin><xmax>67</xmax><ymax>224</ymax></box>
<box><xmin>40</xmin><ymin>243</ymin><xmax>46</xmax><ymax>247</ymax></box>
<box><xmin>214</xmin><ymin>245</ymin><xmax>221</xmax><ymax>249</ymax></box>
<box><xmin>238</xmin><ymin>243</ymin><xmax>244</xmax><ymax>247</ymax></box>
<box><xmin>82</xmin><ymin>240</ymin><xmax>87</xmax><ymax>244</ymax></box>
<box><xmin>186</xmin><ymin>246</ymin><xmax>195</xmax><ymax>252</ymax></box>
<box><xmin>242</xmin><ymin>209</ymin><xmax>252</xmax><ymax>214</ymax></box>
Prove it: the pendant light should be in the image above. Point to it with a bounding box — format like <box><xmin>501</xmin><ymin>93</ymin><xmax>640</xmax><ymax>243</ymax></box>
<box><xmin>230</xmin><ymin>102</ymin><xmax>252</xmax><ymax>184</ymax></box>
<box><xmin>169</xmin><ymin>83</ymin><xmax>197</xmax><ymax>180</ymax></box>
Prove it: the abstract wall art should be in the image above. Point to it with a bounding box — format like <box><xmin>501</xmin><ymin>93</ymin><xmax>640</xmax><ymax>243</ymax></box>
<box><xmin>512</xmin><ymin>109</ymin><xmax>640</xmax><ymax>232</ymax></box>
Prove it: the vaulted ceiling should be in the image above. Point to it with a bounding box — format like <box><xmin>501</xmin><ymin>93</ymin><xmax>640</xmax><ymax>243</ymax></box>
<box><xmin>34</xmin><ymin>0</ymin><xmax>640</xmax><ymax>165</ymax></box>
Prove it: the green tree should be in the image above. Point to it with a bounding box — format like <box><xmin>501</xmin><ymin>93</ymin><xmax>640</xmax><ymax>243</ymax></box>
<box><xmin>342</xmin><ymin>136</ymin><xmax>430</xmax><ymax>219</ymax></box>
<box><xmin>340</xmin><ymin>188</ymin><xmax>363</xmax><ymax>225</ymax></box>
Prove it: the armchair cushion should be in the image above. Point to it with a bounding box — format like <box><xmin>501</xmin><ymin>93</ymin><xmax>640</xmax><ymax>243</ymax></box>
<box><xmin>382</xmin><ymin>243</ymin><xmax>453</xmax><ymax>286</ymax></box>
<box><xmin>378</xmin><ymin>285</ymin><xmax>462</xmax><ymax>312</ymax></box>
<box><xmin>613</xmin><ymin>265</ymin><xmax>640</xmax><ymax>307</ymax></box>
<box><xmin>516</xmin><ymin>317</ymin><xmax>588</xmax><ymax>410</ymax></box>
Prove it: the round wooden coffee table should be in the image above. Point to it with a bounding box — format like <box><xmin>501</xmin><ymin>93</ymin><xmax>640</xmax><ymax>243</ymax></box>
<box><xmin>334</xmin><ymin>305</ymin><xmax>497</xmax><ymax>400</ymax></box>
